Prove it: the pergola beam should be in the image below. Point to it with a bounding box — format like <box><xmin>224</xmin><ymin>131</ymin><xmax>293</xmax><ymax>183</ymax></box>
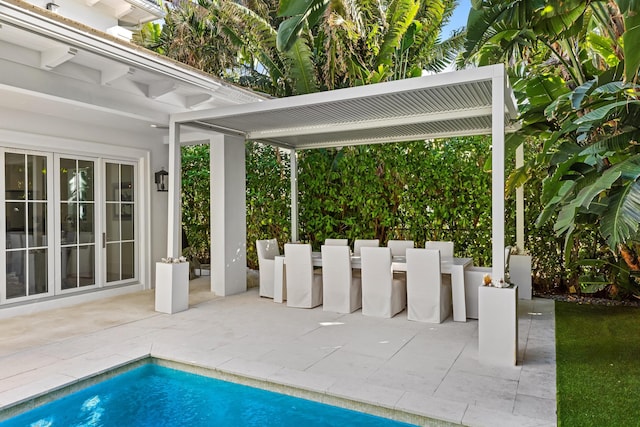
<box><xmin>247</xmin><ymin>106</ymin><xmax>493</xmax><ymax>141</ymax></box>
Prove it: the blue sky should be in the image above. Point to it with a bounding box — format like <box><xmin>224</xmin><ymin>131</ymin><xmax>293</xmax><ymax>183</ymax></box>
<box><xmin>442</xmin><ymin>0</ymin><xmax>472</xmax><ymax>38</ymax></box>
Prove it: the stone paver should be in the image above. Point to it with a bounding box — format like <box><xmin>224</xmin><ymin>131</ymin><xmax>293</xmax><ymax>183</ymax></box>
<box><xmin>0</xmin><ymin>279</ymin><xmax>557</xmax><ymax>425</ymax></box>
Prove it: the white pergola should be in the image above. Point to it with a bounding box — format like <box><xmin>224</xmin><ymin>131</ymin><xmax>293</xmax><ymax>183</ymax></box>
<box><xmin>168</xmin><ymin>64</ymin><xmax>519</xmax><ymax>295</ymax></box>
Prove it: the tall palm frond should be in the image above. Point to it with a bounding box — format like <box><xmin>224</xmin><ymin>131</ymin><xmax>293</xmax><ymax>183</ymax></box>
<box><xmin>423</xmin><ymin>28</ymin><xmax>466</xmax><ymax>73</ymax></box>
<box><xmin>283</xmin><ymin>38</ymin><xmax>320</xmax><ymax>94</ymax></box>
<box><xmin>217</xmin><ymin>1</ymin><xmax>288</xmax><ymax>92</ymax></box>
<box><xmin>375</xmin><ymin>0</ymin><xmax>420</xmax><ymax>69</ymax></box>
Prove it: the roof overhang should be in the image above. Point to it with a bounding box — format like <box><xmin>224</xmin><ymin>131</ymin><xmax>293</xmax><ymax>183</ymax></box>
<box><xmin>171</xmin><ymin>64</ymin><xmax>519</xmax><ymax>150</ymax></box>
<box><xmin>0</xmin><ymin>0</ymin><xmax>267</xmax><ymax>134</ymax></box>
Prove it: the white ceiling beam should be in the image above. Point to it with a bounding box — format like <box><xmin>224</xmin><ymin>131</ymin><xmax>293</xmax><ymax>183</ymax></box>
<box><xmin>147</xmin><ymin>81</ymin><xmax>177</xmax><ymax>99</ymax></box>
<box><xmin>185</xmin><ymin>94</ymin><xmax>212</xmax><ymax>109</ymax></box>
<box><xmin>246</xmin><ymin>106</ymin><xmax>492</xmax><ymax>140</ymax></box>
<box><xmin>40</xmin><ymin>46</ymin><xmax>77</xmax><ymax>69</ymax></box>
<box><xmin>0</xmin><ymin>58</ymin><xmax>168</xmax><ymax>123</ymax></box>
<box><xmin>86</xmin><ymin>0</ymin><xmax>101</xmax><ymax>5</ymax></box>
<box><xmin>114</xmin><ymin>4</ymin><xmax>133</xmax><ymax>19</ymax></box>
<box><xmin>101</xmin><ymin>65</ymin><xmax>134</xmax><ymax>85</ymax></box>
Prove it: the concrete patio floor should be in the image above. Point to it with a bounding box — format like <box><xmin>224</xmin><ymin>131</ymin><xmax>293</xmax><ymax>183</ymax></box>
<box><xmin>0</xmin><ymin>277</ymin><xmax>557</xmax><ymax>426</ymax></box>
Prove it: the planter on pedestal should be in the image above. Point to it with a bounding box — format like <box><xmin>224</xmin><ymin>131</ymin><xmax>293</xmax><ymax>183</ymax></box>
<box><xmin>510</xmin><ymin>255</ymin><xmax>532</xmax><ymax>300</ymax></box>
<box><xmin>478</xmin><ymin>284</ymin><xmax>518</xmax><ymax>366</ymax></box>
<box><xmin>155</xmin><ymin>261</ymin><xmax>189</xmax><ymax>314</ymax></box>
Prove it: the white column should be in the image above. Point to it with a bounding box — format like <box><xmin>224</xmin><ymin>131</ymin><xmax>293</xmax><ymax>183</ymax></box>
<box><xmin>167</xmin><ymin>121</ymin><xmax>181</xmax><ymax>258</ymax></box>
<box><xmin>210</xmin><ymin>133</ymin><xmax>247</xmax><ymax>296</ymax></box>
<box><xmin>516</xmin><ymin>143</ymin><xmax>525</xmax><ymax>251</ymax></box>
<box><xmin>491</xmin><ymin>70</ymin><xmax>506</xmax><ymax>283</ymax></box>
<box><xmin>290</xmin><ymin>148</ymin><xmax>298</xmax><ymax>243</ymax></box>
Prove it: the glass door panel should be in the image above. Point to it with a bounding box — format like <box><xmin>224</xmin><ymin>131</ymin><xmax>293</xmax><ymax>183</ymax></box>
<box><xmin>5</xmin><ymin>153</ymin><xmax>50</xmax><ymax>299</ymax></box>
<box><xmin>105</xmin><ymin>162</ymin><xmax>136</xmax><ymax>283</ymax></box>
<box><xmin>59</xmin><ymin>158</ymin><xmax>96</xmax><ymax>290</ymax></box>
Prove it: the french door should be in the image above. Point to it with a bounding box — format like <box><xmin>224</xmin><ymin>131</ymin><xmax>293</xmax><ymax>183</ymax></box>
<box><xmin>3</xmin><ymin>151</ymin><xmax>54</xmax><ymax>300</ymax></box>
<box><xmin>104</xmin><ymin>161</ymin><xmax>136</xmax><ymax>284</ymax></box>
<box><xmin>1</xmin><ymin>150</ymin><xmax>138</xmax><ymax>304</ymax></box>
<box><xmin>56</xmin><ymin>156</ymin><xmax>98</xmax><ymax>292</ymax></box>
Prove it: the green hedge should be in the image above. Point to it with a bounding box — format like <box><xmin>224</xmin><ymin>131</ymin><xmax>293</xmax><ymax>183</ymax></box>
<box><xmin>297</xmin><ymin>138</ymin><xmax>496</xmax><ymax>265</ymax></box>
<box><xmin>181</xmin><ymin>137</ymin><xmax>578</xmax><ymax>289</ymax></box>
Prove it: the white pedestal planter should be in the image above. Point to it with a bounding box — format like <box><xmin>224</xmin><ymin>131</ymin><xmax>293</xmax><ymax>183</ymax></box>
<box><xmin>155</xmin><ymin>262</ymin><xmax>189</xmax><ymax>314</ymax></box>
<box><xmin>510</xmin><ymin>255</ymin><xmax>532</xmax><ymax>300</ymax></box>
<box><xmin>478</xmin><ymin>285</ymin><xmax>518</xmax><ymax>366</ymax></box>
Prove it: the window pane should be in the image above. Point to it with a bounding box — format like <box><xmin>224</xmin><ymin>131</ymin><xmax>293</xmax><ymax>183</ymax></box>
<box><xmin>28</xmin><ymin>202</ymin><xmax>47</xmax><ymax>247</ymax></box>
<box><xmin>106</xmin><ymin>163</ymin><xmax>119</xmax><ymax>202</ymax></box>
<box><xmin>61</xmin><ymin>202</ymin><xmax>77</xmax><ymax>245</ymax></box>
<box><xmin>106</xmin><ymin>242</ymin><xmax>120</xmax><ymax>282</ymax></box>
<box><xmin>106</xmin><ymin>205</ymin><xmax>119</xmax><ymax>242</ymax></box>
<box><xmin>5</xmin><ymin>153</ymin><xmax>25</xmax><ymax>201</ymax></box>
<box><xmin>122</xmin><ymin>242</ymin><xmax>134</xmax><ymax>280</ymax></box>
<box><xmin>59</xmin><ymin>158</ymin><xmax>76</xmax><ymax>201</ymax></box>
<box><xmin>121</xmin><ymin>205</ymin><xmax>134</xmax><ymax>241</ymax></box>
<box><xmin>61</xmin><ymin>247</ymin><xmax>77</xmax><ymax>290</ymax></box>
<box><xmin>121</xmin><ymin>165</ymin><xmax>134</xmax><ymax>201</ymax></box>
<box><xmin>6</xmin><ymin>202</ymin><xmax>26</xmax><ymax>249</ymax></box>
<box><xmin>79</xmin><ymin>204</ymin><xmax>94</xmax><ymax>244</ymax></box>
<box><xmin>78</xmin><ymin>160</ymin><xmax>94</xmax><ymax>202</ymax></box>
<box><xmin>78</xmin><ymin>245</ymin><xmax>95</xmax><ymax>287</ymax></box>
<box><xmin>27</xmin><ymin>155</ymin><xmax>47</xmax><ymax>200</ymax></box>
<box><xmin>28</xmin><ymin>249</ymin><xmax>48</xmax><ymax>294</ymax></box>
<box><xmin>6</xmin><ymin>251</ymin><xmax>26</xmax><ymax>298</ymax></box>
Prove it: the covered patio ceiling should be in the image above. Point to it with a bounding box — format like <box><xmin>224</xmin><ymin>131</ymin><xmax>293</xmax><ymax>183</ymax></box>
<box><xmin>172</xmin><ymin>65</ymin><xmax>518</xmax><ymax>150</ymax></box>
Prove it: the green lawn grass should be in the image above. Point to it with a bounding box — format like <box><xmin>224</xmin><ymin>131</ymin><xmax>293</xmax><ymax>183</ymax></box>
<box><xmin>555</xmin><ymin>301</ymin><xmax>640</xmax><ymax>426</ymax></box>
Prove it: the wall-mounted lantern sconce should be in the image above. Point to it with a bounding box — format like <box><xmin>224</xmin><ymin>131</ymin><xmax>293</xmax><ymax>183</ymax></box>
<box><xmin>46</xmin><ymin>0</ymin><xmax>60</xmax><ymax>12</ymax></box>
<box><xmin>155</xmin><ymin>167</ymin><xmax>168</xmax><ymax>192</ymax></box>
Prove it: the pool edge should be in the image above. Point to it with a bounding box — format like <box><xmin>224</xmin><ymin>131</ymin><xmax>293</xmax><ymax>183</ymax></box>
<box><xmin>0</xmin><ymin>356</ymin><xmax>149</xmax><ymax>422</ymax></box>
<box><xmin>0</xmin><ymin>356</ymin><xmax>460</xmax><ymax>427</ymax></box>
<box><xmin>152</xmin><ymin>357</ymin><xmax>460</xmax><ymax>427</ymax></box>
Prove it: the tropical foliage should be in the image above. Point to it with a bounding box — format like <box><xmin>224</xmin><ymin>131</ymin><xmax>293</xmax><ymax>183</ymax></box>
<box><xmin>137</xmin><ymin>0</ymin><xmax>463</xmax><ymax>95</ymax></box>
<box><xmin>245</xmin><ymin>142</ymin><xmax>291</xmax><ymax>267</ymax></box>
<box><xmin>463</xmin><ymin>0</ymin><xmax>640</xmax><ymax>297</ymax></box>
<box><xmin>144</xmin><ymin>0</ymin><xmax>470</xmax><ymax>266</ymax></box>
<box><xmin>184</xmin><ymin>137</ymin><xmax>509</xmax><ymax>270</ymax></box>
<box><xmin>181</xmin><ymin>145</ymin><xmax>212</xmax><ymax>263</ymax></box>
<box><xmin>297</xmin><ymin>138</ymin><xmax>495</xmax><ymax>260</ymax></box>
<box><xmin>183</xmin><ymin>137</ymin><xmax>568</xmax><ymax>288</ymax></box>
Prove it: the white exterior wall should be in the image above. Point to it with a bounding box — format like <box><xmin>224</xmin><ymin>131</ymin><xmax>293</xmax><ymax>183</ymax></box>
<box><xmin>0</xmin><ymin>105</ymin><xmax>169</xmax><ymax>317</ymax></box>
<box><xmin>0</xmin><ymin>0</ymin><xmax>265</xmax><ymax>317</ymax></box>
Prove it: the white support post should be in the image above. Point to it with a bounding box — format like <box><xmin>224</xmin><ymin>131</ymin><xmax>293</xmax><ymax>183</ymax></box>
<box><xmin>479</xmin><ymin>66</ymin><xmax>519</xmax><ymax>366</ymax></box>
<box><xmin>167</xmin><ymin>121</ymin><xmax>181</xmax><ymax>258</ymax></box>
<box><xmin>210</xmin><ymin>133</ymin><xmax>247</xmax><ymax>296</ymax></box>
<box><xmin>516</xmin><ymin>143</ymin><xmax>525</xmax><ymax>251</ymax></box>
<box><xmin>491</xmin><ymin>70</ymin><xmax>506</xmax><ymax>283</ymax></box>
<box><xmin>290</xmin><ymin>148</ymin><xmax>299</xmax><ymax>243</ymax></box>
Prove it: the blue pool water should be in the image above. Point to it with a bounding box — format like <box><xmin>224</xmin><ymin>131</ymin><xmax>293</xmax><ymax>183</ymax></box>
<box><xmin>0</xmin><ymin>364</ymin><xmax>416</xmax><ymax>426</ymax></box>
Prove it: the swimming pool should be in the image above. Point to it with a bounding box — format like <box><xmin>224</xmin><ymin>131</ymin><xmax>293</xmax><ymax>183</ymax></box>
<box><xmin>0</xmin><ymin>364</ymin><xmax>416</xmax><ymax>426</ymax></box>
